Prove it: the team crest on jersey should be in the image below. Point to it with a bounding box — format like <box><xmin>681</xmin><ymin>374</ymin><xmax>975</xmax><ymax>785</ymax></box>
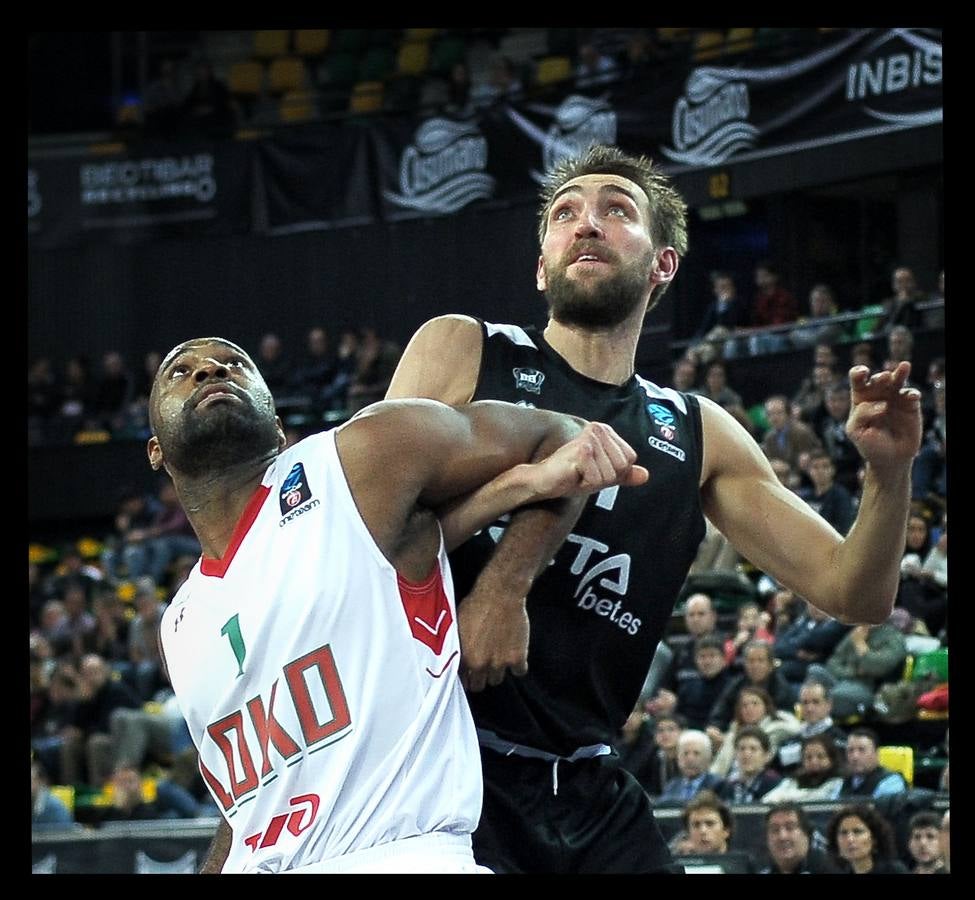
<box><xmin>646</xmin><ymin>403</ymin><xmax>686</xmax><ymax>461</ymax></box>
<box><xmin>280</xmin><ymin>462</ymin><xmax>311</xmax><ymax>514</ymax></box>
<box><xmin>513</xmin><ymin>367</ymin><xmax>545</xmax><ymax>394</ymax></box>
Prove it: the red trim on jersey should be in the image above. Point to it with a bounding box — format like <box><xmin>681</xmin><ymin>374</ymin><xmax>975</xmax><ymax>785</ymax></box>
<box><xmin>397</xmin><ymin>562</ymin><xmax>454</xmax><ymax>655</ymax></box>
<box><xmin>200</xmin><ymin>484</ymin><xmax>272</xmax><ymax>578</ymax></box>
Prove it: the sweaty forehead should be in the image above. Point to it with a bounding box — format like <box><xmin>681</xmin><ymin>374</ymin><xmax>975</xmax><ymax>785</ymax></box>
<box><xmin>554</xmin><ymin>174</ymin><xmax>650</xmax><ymax>210</ymax></box>
<box><xmin>159</xmin><ymin>338</ymin><xmax>250</xmax><ymax>373</ymax></box>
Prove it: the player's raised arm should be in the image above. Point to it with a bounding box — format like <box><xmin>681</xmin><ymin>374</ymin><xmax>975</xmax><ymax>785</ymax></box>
<box><xmin>699</xmin><ymin>362</ymin><xmax>922</xmax><ymax>624</ymax></box>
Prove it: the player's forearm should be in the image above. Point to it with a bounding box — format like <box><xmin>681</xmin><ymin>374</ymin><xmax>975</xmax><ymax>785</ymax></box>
<box><xmin>470</xmin><ymin>495</ymin><xmax>587</xmax><ymax>602</ymax></box>
<box><xmin>199</xmin><ymin>817</ymin><xmax>232</xmax><ymax>873</ymax></box>
<box><xmin>438</xmin><ymin>463</ymin><xmax>556</xmax><ymax>552</ymax></box>
<box><xmin>828</xmin><ymin>462</ymin><xmax>912</xmax><ymax>623</ymax></box>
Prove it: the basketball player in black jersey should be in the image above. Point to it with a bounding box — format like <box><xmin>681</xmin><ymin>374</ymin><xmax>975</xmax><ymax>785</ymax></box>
<box><xmin>386</xmin><ymin>145</ymin><xmax>923</xmax><ymax>873</ymax></box>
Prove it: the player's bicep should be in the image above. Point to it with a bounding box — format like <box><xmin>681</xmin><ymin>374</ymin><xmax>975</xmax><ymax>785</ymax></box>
<box><xmin>700</xmin><ymin>400</ymin><xmax>842</xmax><ymax>599</ymax></box>
<box><xmin>385</xmin><ymin>315</ymin><xmax>483</xmax><ymax>404</ymax></box>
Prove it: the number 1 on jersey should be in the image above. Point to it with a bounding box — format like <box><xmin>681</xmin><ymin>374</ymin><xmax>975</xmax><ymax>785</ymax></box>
<box><xmin>221</xmin><ymin>614</ymin><xmax>246</xmax><ymax>677</ymax></box>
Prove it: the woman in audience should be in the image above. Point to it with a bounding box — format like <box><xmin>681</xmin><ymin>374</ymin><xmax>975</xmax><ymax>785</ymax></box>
<box><xmin>826</xmin><ymin>804</ymin><xmax>909</xmax><ymax>874</ymax></box>
<box><xmin>716</xmin><ymin>725</ymin><xmax>782</xmax><ymax>803</ymax></box>
<box><xmin>710</xmin><ymin>686</ymin><xmax>800</xmax><ymax>777</ymax></box>
<box><xmin>761</xmin><ymin>733</ymin><xmax>844</xmax><ymax>802</ymax></box>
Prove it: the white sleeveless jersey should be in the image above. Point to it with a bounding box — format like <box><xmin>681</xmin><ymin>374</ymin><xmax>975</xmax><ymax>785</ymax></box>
<box><xmin>160</xmin><ymin>430</ymin><xmax>481</xmax><ymax>873</ymax></box>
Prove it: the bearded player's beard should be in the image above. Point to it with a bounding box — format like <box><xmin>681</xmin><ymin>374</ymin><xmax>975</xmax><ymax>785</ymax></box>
<box><xmin>161</xmin><ymin>399</ymin><xmax>281</xmax><ymax>480</ymax></box>
<box><xmin>544</xmin><ymin>253</ymin><xmax>654</xmax><ymax>329</ymax></box>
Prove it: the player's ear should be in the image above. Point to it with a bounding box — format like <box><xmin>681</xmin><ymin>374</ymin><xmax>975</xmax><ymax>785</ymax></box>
<box><xmin>536</xmin><ymin>255</ymin><xmax>547</xmax><ymax>292</ymax></box>
<box><xmin>275</xmin><ymin>416</ymin><xmax>287</xmax><ymax>451</ymax></box>
<box><xmin>147</xmin><ymin>435</ymin><xmax>164</xmax><ymax>472</ymax></box>
<box><xmin>651</xmin><ymin>247</ymin><xmax>679</xmax><ymax>287</ymax></box>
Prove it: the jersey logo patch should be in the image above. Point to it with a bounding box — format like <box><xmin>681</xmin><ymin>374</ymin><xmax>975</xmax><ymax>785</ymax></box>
<box><xmin>280</xmin><ymin>462</ymin><xmax>312</xmax><ymax>514</ymax></box>
<box><xmin>513</xmin><ymin>367</ymin><xmax>545</xmax><ymax>394</ymax></box>
<box><xmin>398</xmin><ymin>572</ymin><xmax>454</xmax><ymax>655</ymax></box>
<box><xmin>646</xmin><ymin>402</ymin><xmax>684</xmax><ymax>459</ymax></box>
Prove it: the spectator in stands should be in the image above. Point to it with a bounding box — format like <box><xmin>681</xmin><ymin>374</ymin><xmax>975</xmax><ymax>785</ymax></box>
<box><xmin>791</xmin><ymin>357</ymin><xmax>837</xmax><ymax>434</ymax></box>
<box><xmin>897</xmin><ymin>515</ymin><xmax>947</xmax><ymax>636</ymax></box>
<box><xmin>255</xmin><ymin>332</ymin><xmax>293</xmax><ymax>401</ymax></box>
<box><xmin>143</xmin><ymin>58</ymin><xmax>185</xmax><ymax>136</ymax></box>
<box><xmin>838</xmin><ymin>727</ymin><xmax>908</xmax><ymax>799</ymax></box>
<box><xmin>716</xmin><ymin>725</ymin><xmax>782</xmax><ymax>803</ymax></box>
<box><xmin>774</xmin><ymin>600</ymin><xmax>851</xmax><ymax>688</ymax></box>
<box><xmin>817</xmin><ymin>382</ymin><xmax>862</xmax><ymax>494</ymax></box>
<box><xmin>939</xmin><ymin>810</ymin><xmax>950</xmax><ymax>873</ymax></box>
<box><xmin>289</xmin><ymin>326</ymin><xmax>336</xmax><ymax>409</ymax></box>
<box><xmin>574</xmin><ymin>39</ymin><xmax>619</xmax><ymax>87</ymax></box>
<box><xmin>886</xmin><ymin>325</ymin><xmax>915</xmax><ymax>368</ymax></box>
<box><xmin>710</xmin><ymin>685</ymin><xmax>801</xmax><ymax>778</ymax></box>
<box><xmin>31</xmin><ymin>659</ymin><xmax>79</xmax><ymax>784</ymax></box>
<box><xmin>670</xmin><ymin>634</ymin><xmax>735</xmax><ymax>731</ymax></box>
<box><xmin>762</xmin><ymin>733</ymin><xmax>844</xmax><ymax>802</ymax></box>
<box><xmin>790</xmin><ymin>283</ymin><xmax>848</xmax><ymax>348</ymax></box>
<box><xmin>767</xmin><ymin>587</ymin><xmax>804</xmax><ymax>634</ymax></box>
<box><xmin>707</xmin><ymin>640</ymin><xmax>794</xmax><ymax>741</ymax></box>
<box><xmin>110</xmin><ymin>688</ymin><xmax>192</xmax><ymax>776</ymax></box>
<box><xmin>879</xmin><ymin>266</ymin><xmax>925</xmax><ymax>333</ymax></box>
<box><xmin>320</xmin><ymin>329</ymin><xmax>360</xmax><ymax>412</ymax></box>
<box><xmin>774</xmin><ymin>679</ymin><xmax>846</xmax><ymax>771</ymax></box>
<box><xmin>721</xmin><ymin>602</ymin><xmax>773</xmax><ymax>669</ymax></box>
<box><xmin>470</xmin><ymin>55</ymin><xmax>523</xmax><ymax>109</ymax></box>
<box><xmin>90</xmin><ymin>765</ymin><xmax>161</xmax><ymax>824</ymax></box>
<box><xmin>760</xmin><ymin>802</ymin><xmax>841</xmax><ymax>874</ymax></box>
<box><xmin>810</xmin><ymin>618</ymin><xmax>907</xmax><ymax>721</ymax></box>
<box><xmin>127</xmin><ymin>577</ymin><xmax>168</xmax><ymax>701</ymax></box>
<box><xmin>122</xmin><ymin>481</ymin><xmax>201</xmax><ymax>586</ymax></box>
<box><xmin>444</xmin><ymin>62</ymin><xmax>474</xmax><ymax>117</ymax></box>
<box><xmin>90</xmin><ymin>350</ymin><xmax>134</xmax><ymax>432</ymax></box>
<box><xmin>694</xmin><ymin>270</ymin><xmax>747</xmax><ymax>342</ymax></box>
<box><xmin>60</xmin><ymin>578</ymin><xmax>98</xmax><ymax>660</ymax></box>
<box><xmin>657</xmin><ymin>593</ymin><xmax>721</xmax><ymax>696</ymax></box>
<box><xmin>616</xmin><ymin>706</ymin><xmax>677</xmax><ymax>796</ymax></box>
<box><xmin>154</xmin><ymin>746</ymin><xmax>220</xmax><ymax>819</ymax></box>
<box><xmin>346</xmin><ymin>326</ymin><xmax>402</xmax><ymax>413</ymax></box>
<box><xmin>28</xmin><ymin>356</ymin><xmax>60</xmax><ymax>442</ymax></box>
<box><xmin>31</xmin><ymin>759</ymin><xmax>74</xmax><ymax>830</ymax></box>
<box><xmin>670</xmin><ymin>355</ymin><xmax>697</xmax><ymax>392</ymax></box>
<box><xmin>89</xmin><ymin>589</ymin><xmax>131</xmax><ymax>680</ymax></box>
<box><xmin>747</xmin><ymin>260</ymin><xmax>798</xmax><ymax>354</ymax></box>
<box><xmin>36</xmin><ymin>599</ymin><xmax>74</xmax><ymax>659</ymax></box>
<box><xmin>912</xmin><ymin>378</ymin><xmax>946</xmax><ymax>504</ymax></box>
<box><xmin>803</xmin><ymin>450</ymin><xmax>856</xmax><ymax>535</ymax></box>
<box><xmin>100</xmin><ymin>486</ymin><xmax>161</xmax><ymax>584</ymax></box>
<box><xmin>687</xmin><ymin>518</ymin><xmax>741</xmax><ymax>576</ymax></box>
<box><xmin>657</xmin><ymin>729</ymin><xmax>724</xmax><ymax>805</ymax></box>
<box><xmin>58</xmin><ymin>354</ymin><xmax>95</xmax><ymax>427</ymax></box>
<box><xmin>907</xmin><ymin>810</ymin><xmax>946</xmax><ymax>874</ymax></box>
<box><xmin>61</xmin><ymin>653</ymin><xmax>142</xmax><ymax>788</ymax></box>
<box><xmin>180</xmin><ymin>59</ymin><xmax>234</xmax><ymax>138</ymax></box>
<box><xmin>692</xmin><ymin>361</ymin><xmax>754</xmax><ymax>435</ymax></box>
<box><xmin>760</xmin><ymin>394</ymin><xmax>822</xmax><ymax>472</ymax></box>
<box><xmin>827</xmin><ymin>803</ymin><xmax>908</xmax><ymax>873</ymax></box>
<box><xmin>673</xmin><ymin>791</ymin><xmax>734</xmax><ymax>855</ymax></box>
<box><xmin>848</xmin><ymin>340</ymin><xmax>873</xmax><ymax>368</ymax></box>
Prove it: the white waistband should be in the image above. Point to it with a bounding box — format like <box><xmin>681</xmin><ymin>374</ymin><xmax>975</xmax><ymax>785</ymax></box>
<box><xmin>282</xmin><ymin>832</ymin><xmax>479</xmax><ymax>874</ymax></box>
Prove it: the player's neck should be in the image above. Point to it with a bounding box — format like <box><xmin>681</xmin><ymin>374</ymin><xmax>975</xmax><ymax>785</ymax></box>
<box><xmin>173</xmin><ymin>457</ymin><xmax>274</xmax><ymax>559</ymax></box>
<box><xmin>543</xmin><ymin>315</ymin><xmax>642</xmax><ymax>386</ymax></box>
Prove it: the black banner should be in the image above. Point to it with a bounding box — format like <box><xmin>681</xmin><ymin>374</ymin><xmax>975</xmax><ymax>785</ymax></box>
<box><xmin>28</xmin><ymin>29</ymin><xmax>941</xmax><ymax>249</ymax></box>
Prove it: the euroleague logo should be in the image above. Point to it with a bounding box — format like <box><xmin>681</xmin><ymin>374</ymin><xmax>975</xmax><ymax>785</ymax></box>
<box><xmin>279</xmin><ymin>461</ymin><xmax>320</xmax><ymax>525</ymax></box>
<box><xmin>646</xmin><ymin>403</ymin><xmax>685</xmax><ymax>462</ymax></box>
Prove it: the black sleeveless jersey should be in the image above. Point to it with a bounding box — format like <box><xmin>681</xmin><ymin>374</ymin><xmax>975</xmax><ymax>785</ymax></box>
<box><xmin>449</xmin><ymin>322</ymin><xmax>707</xmax><ymax>756</ymax></box>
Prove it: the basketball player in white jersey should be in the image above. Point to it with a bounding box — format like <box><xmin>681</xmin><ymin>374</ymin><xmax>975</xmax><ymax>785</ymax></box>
<box><xmin>148</xmin><ymin>336</ymin><xmax>648</xmax><ymax>874</ymax></box>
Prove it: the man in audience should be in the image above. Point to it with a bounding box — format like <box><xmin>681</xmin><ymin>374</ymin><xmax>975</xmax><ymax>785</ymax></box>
<box><xmin>759</xmin><ymin>802</ymin><xmax>841</xmax><ymax>874</ymax></box>
<box><xmin>774</xmin><ymin>680</ymin><xmax>847</xmax><ymax>774</ymax></box>
<box><xmin>838</xmin><ymin>727</ymin><xmax>908</xmax><ymax>799</ymax></box>
<box><xmin>657</xmin><ymin>729</ymin><xmax>724</xmax><ymax>805</ymax></box>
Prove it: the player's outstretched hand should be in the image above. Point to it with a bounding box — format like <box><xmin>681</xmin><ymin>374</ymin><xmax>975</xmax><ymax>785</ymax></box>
<box><xmin>846</xmin><ymin>362</ymin><xmax>923</xmax><ymax>475</ymax></box>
